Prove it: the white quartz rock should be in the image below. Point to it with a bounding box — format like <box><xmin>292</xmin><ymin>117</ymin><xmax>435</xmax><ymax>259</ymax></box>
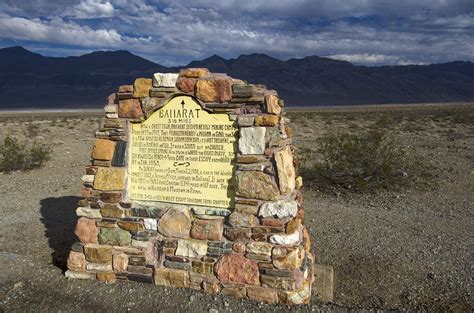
<box><xmin>153</xmin><ymin>73</ymin><xmax>179</xmax><ymax>87</ymax></box>
<box><xmin>175</xmin><ymin>239</ymin><xmax>208</xmax><ymax>258</ymax></box>
<box><xmin>239</xmin><ymin>127</ymin><xmax>266</xmax><ymax>154</ymax></box>
<box><xmin>269</xmin><ymin>229</ymin><xmax>301</xmax><ymax>245</ymax></box>
<box><xmin>144</xmin><ymin>218</ymin><xmax>157</xmax><ymax>231</ymax></box>
<box><xmin>258</xmin><ymin>199</ymin><xmax>298</xmax><ymax>218</ymax></box>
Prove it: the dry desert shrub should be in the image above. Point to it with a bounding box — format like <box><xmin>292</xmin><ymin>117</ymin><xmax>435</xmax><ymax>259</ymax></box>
<box><xmin>301</xmin><ymin>129</ymin><xmax>434</xmax><ymax>192</ymax></box>
<box><xmin>0</xmin><ymin>135</ymin><xmax>51</xmax><ymax>173</ymax></box>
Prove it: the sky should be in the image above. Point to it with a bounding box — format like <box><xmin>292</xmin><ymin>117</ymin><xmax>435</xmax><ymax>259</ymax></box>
<box><xmin>0</xmin><ymin>0</ymin><xmax>473</xmax><ymax>66</ymax></box>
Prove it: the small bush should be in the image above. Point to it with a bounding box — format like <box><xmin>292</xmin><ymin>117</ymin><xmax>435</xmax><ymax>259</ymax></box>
<box><xmin>0</xmin><ymin>135</ymin><xmax>51</xmax><ymax>173</ymax></box>
<box><xmin>305</xmin><ymin>129</ymin><xmax>433</xmax><ymax>192</ymax></box>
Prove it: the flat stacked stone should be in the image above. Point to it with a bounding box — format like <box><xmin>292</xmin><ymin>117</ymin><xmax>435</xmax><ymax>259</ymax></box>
<box><xmin>67</xmin><ymin>69</ymin><xmax>315</xmax><ymax>305</ymax></box>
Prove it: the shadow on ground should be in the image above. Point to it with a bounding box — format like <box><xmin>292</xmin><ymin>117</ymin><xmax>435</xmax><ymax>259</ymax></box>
<box><xmin>39</xmin><ymin>196</ymin><xmax>81</xmax><ymax>271</ymax></box>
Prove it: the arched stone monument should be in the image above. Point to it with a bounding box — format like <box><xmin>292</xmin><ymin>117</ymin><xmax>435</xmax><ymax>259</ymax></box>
<box><xmin>67</xmin><ymin>68</ymin><xmax>315</xmax><ymax>304</ymax></box>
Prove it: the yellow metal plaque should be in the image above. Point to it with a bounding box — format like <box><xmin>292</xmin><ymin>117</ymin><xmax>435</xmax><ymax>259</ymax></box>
<box><xmin>129</xmin><ymin>95</ymin><xmax>237</xmax><ymax>208</ymax></box>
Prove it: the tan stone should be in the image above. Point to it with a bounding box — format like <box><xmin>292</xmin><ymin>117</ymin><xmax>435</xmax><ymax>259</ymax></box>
<box><xmin>296</xmin><ymin>176</ymin><xmax>303</xmax><ymax>189</ymax></box>
<box><xmin>286</xmin><ymin>218</ymin><xmax>302</xmax><ymax>234</ymax></box>
<box><xmin>180</xmin><ymin>68</ymin><xmax>209</xmax><ymax>78</ymax></box>
<box><xmin>190</xmin><ymin>218</ymin><xmax>224</xmax><ymax>241</ymax></box>
<box><xmin>84</xmin><ymin>244</ymin><xmax>113</xmax><ymax>263</ymax></box>
<box><xmin>118</xmin><ymin>85</ymin><xmax>133</xmax><ymax>93</ymax></box>
<box><xmin>275</xmin><ymin>146</ymin><xmax>296</xmax><ymax>194</ymax></box>
<box><xmin>202</xmin><ymin>280</ymin><xmax>221</xmax><ymax>294</ymax></box>
<box><xmin>247</xmin><ymin>286</ymin><xmax>278</xmax><ymax>304</ymax></box>
<box><xmin>158</xmin><ymin>208</ymin><xmax>191</xmax><ymax>239</ymax></box>
<box><xmin>91</xmin><ymin>139</ymin><xmax>116</xmax><ymax>161</ymax></box>
<box><xmin>314</xmin><ymin>264</ymin><xmax>334</xmax><ymax>302</ymax></box>
<box><xmin>96</xmin><ymin>272</ymin><xmax>116</xmax><ymax>282</ymax></box>
<box><xmin>272</xmin><ymin>246</ymin><xmax>304</xmax><ymax>270</ymax></box>
<box><xmin>112</xmin><ymin>253</ymin><xmax>128</xmax><ymax>272</ymax></box>
<box><xmin>255</xmin><ymin>114</ymin><xmax>280</xmax><ymax>126</ymax></box>
<box><xmin>154</xmin><ymin>268</ymin><xmax>189</xmax><ymax>288</ymax></box>
<box><xmin>67</xmin><ymin>251</ymin><xmax>86</xmax><ymax>272</ymax></box>
<box><xmin>236</xmin><ymin>171</ymin><xmax>279</xmax><ymax>201</ymax></box>
<box><xmin>265</xmin><ymin>94</ymin><xmax>281</xmax><ymax>115</ymax></box>
<box><xmin>195</xmin><ymin>78</ymin><xmax>232</xmax><ymax>102</ymax></box>
<box><xmin>285</xmin><ymin>281</ymin><xmax>312</xmax><ymax>304</ymax></box>
<box><xmin>100</xmin><ymin>203</ymin><xmax>124</xmax><ymax>218</ymax></box>
<box><xmin>133</xmin><ymin>78</ymin><xmax>152</xmax><ymax>98</ymax></box>
<box><xmin>118</xmin><ymin>98</ymin><xmax>143</xmax><ymax>119</ymax></box>
<box><xmin>117</xmin><ymin>221</ymin><xmax>144</xmax><ymax>231</ymax></box>
<box><xmin>246</xmin><ymin>241</ymin><xmax>273</xmax><ymax>256</ymax></box>
<box><xmin>74</xmin><ymin>217</ymin><xmax>99</xmax><ymax>243</ymax></box>
<box><xmin>93</xmin><ymin>167</ymin><xmax>126</xmax><ymax>191</ymax></box>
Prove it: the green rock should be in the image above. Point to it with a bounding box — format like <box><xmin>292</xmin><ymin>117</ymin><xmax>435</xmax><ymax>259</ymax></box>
<box><xmin>98</xmin><ymin>228</ymin><xmax>131</xmax><ymax>246</ymax></box>
<box><xmin>112</xmin><ymin>141</ymin><xmax>127</xmax><ymax>167</ymax></box>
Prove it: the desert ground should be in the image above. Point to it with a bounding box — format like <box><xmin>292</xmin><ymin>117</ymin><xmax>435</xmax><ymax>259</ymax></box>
<box><xmin>0</xmin><ymin>103</ymin><xmax>472</xmax><ymax>312</ymax></box>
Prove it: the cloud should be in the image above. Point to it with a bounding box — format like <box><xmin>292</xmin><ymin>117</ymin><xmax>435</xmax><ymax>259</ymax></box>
<box><xmin>62</xmin><ymin>0</ymin><xmax>115</xmax><ymax>19</ymax></box>
<box><xmin>0</xmin><ymin>0</ymin><xmax>473</xmax><ymax>66</ymax></box>
<box><xmin>0</xmin><ymin>16</ymin><xmax>126</xmax><ymax>47</ymax></box>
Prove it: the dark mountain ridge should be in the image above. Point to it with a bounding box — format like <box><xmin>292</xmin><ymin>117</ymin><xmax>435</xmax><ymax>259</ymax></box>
<box><xmin>0</xmin><ymin>46</ymin><xmax>473</xmax><ymax>108</ymax></box>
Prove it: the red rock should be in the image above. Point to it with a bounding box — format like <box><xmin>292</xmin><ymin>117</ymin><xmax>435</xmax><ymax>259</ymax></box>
<box><xmin>190</xmin><ymin>218</ymin><xmax>224</xmax><ymax>241</ymax></box>
<box><xmin>195</xmin><ymin>78</ymin><xmax>232</xmax><ymax>102</ymax></box>
<box><xmin>215</xmin><ymin>254</ymin><xmax>259</xmax><ymax>285</ymax></box>
<box><xmin>67</xmin><ymin>251</ymin><xmax>86</xmax><ymax>271</ymax></box>
<box><xmin>247</xmin><ymin>286</ymin><xmax>278</xmax><ymax>303</ymax></box>
<box><xmin>74</xmin><ymin>217</ymin><xmax>99</xmax><ymax>243</ymax></box>
<box><xmin>118</xmin><ymin>99</ymin><xmax>143</xmax><ymax>119</ymax></box>
<box><xmin>81</xmin><ymin>188</ymin><xmax>92</xmax><ymax>198</ymax></box>
<box><xmin>224</xmin><ymin>227</ymin><xmax>252</xmax><ymax>242</ymax></box>
<box><xmin>85</xmin><ymin>166</ymin><xmax>98</xmax><ymax>175</ymax></box>
<box><xmin>260</xmin><ymin>217</ymin><xmax>292</xmax><ymax>227</ymax></box>
<box><xmin>176</xmin><ymin>78</ymin><xmax>196</xmax><ymax>93</ymax></box>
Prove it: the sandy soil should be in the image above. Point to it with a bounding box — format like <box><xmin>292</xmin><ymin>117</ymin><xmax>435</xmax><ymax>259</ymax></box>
<box><xmin>0</xmin><ymin>104</ymin><xmax>472</xmax><ymax>312</ymax></box>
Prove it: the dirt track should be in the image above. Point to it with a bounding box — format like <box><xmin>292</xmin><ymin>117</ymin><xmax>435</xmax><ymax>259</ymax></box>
<box><xmin>0</xmin><ymin>104</ymin><xmax>473</xmax><ymax>312</ymax></box>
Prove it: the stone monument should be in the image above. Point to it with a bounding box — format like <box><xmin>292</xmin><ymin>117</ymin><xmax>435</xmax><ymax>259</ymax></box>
<box><xmin>67</xmin><ymin>68</ymin><xmax>316</xmax><ymax>304</ymax></box>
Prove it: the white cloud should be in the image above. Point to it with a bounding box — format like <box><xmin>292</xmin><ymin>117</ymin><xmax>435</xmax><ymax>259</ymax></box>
<box><xmin>62</xmin><ymin>0</ymin><xmax>115</xmax><ymax>19</ymax></box>
<box><xmin>0</xmin><ymin>16</ymin><xmax>124</xmax><ymax>47</ymax></box>
<box><xmin>0</xmin><ymin>0</ymin><xmax>473</xmax><ymax>66</ymax></box>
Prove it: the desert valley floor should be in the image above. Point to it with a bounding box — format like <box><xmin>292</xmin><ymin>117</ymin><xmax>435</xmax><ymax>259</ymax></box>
<box><xmin>0</xmin><ymin>103</ymin><xmax>472</xmax><ymax>312</ymax></box>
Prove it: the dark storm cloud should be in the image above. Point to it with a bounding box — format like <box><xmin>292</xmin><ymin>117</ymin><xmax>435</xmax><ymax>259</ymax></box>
<box><xmin>0</xmin><ymin>0</ymin><xmax>473</xmax><ymax>65</ymax></box>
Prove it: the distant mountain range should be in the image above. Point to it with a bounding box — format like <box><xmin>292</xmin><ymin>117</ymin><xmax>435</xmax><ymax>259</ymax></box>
<box><xmin>1</xmin><ymin>46</ymin><xmax>473</xmax><ymax>108</ymax></box>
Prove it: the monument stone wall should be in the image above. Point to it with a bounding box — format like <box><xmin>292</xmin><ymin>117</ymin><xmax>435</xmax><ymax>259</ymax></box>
<box><xmin>67</xmin><ymin>68</ymin><xmax>315</xmax><ymax>304</ymax></box>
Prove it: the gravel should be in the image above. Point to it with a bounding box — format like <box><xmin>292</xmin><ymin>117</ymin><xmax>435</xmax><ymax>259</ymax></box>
<box><xmin>0</xmin><ymin>105</ymin><xmax>472</xmax><ymax>311</ymax></box>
